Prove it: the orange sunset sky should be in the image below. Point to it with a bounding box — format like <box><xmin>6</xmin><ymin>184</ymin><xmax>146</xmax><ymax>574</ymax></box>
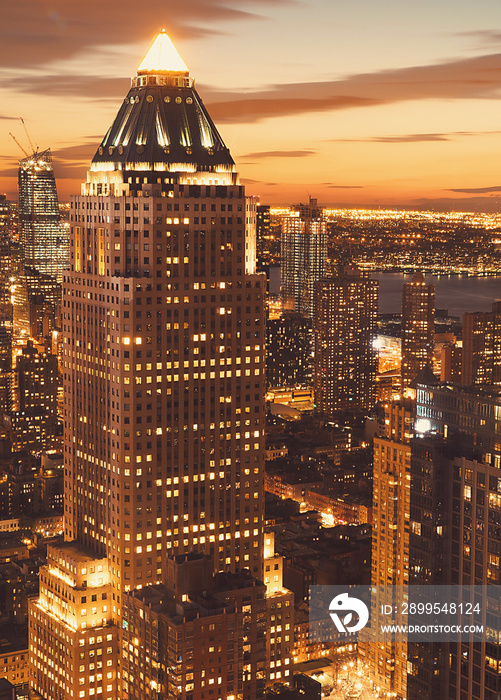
<box><xmin>2</xmin><ymin>0</ymin><xmax>501</xmax><ymax>211</ymax></box>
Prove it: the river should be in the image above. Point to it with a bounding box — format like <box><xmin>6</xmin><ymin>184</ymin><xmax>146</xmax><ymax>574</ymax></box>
<box><xmin>373</xmin><ymin>272</ymin><xmax>501</xmax><ymax>317</ymax></box>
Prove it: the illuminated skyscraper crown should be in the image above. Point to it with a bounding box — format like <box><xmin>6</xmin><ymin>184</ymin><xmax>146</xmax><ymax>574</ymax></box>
<box><xmin>136</xmin><ymin>30</ymin><xmax>189</xmax><ymax>75</ymax></box>
<box><xmin>90</xmin><ymin>30</ymin><xmax>234</xmax><ymax>182</ymax></box>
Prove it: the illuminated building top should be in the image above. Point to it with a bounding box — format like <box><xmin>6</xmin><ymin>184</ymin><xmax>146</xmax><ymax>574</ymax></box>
<box><xmin>137</xmin><ymin>29</ymin><xmax>189</xmax><ymax>75</ymax></box>
<box><xmin>89</xmin><ymin>30</ymin><xmax>235</xmax><ymax>187</ymax></box>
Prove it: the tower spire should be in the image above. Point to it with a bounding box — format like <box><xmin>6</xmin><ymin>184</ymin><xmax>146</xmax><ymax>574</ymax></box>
<box><xmin>137</xmin><ymin>30</ymin><xmax>189</xmax><ymax>75</ymax></box>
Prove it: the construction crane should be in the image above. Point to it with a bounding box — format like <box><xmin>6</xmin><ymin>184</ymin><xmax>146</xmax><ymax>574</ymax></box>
<box><xmin>19</xmin><ymin>117</ymin><xmax>37</xmax><ymax>154</ymax></box>
<box><xmin>9</xmin><ymin>132</ymin><xmax>29</xmax><ymax>157</ymax></box>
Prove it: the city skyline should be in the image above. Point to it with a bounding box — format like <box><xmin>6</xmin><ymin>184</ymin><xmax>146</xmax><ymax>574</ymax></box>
<box><xmin>1</xmin><ymin>2</ymin><xmax>501</xmax><ymax>210</ymax></box>
<box><xmin>0</xmin><ymin>8</ymin><xmax>500</xmax><ymax>700</ymax></box>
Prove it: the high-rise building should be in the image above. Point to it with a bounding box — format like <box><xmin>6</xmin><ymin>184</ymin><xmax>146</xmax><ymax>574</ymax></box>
<box><xmin>407</xmin><ymin>379</ymin><xmax>501</xmax><ymax>700</ymax></box>
<box><xmin>18</xmin><ymin>149</ymin><xmax>68</xmax><ymax>284</ymax></box>
<box><xmin>266</xmin><ymin>314</ymin><xmax>312</xmax><ymax>388</ymax></box>
<box><xmin>281</xmin><ymin>198</ymin><xmax>327</xmax><ymax>317</ymax></box>
<box><xmin>462</xmin><ymin>301</ymin><xmax>501</xmax><ymax>387</ymax></box>
<box><xmin>0</xmin><ymin>194</ymin><xmax>14</xmax><ymax>326</ymax></box>
<box><xmin>0</xmin><ymin>239</ymin><xmax>13</xmax><ymax>328</ymax></box>
<box><xmin>256</xmin><ymin>204</ymin><xmax>271</xmax><ymax>269</ymax></box>
<box><xmin>18</xmin><ymin>150</ymin><xmax>67</xmax><ymax>282</ymax></box>
<box><xmin>0</xmin><ymin>325</ymin><xmax>12</xmax><ymax>445</ymax></box>
<box><xmin>313</xmin><ymin>266</ymin><xmax>378</xmax><ymax>415</ymax></box>
<box><xmin>364</xmin><ymin>398</ymin><xmax>413</xmax><ymax>700</ymax></box>
<box><xmin>24</xmin><ymin>267</ymin><xmax>62</xmax><ymax>344</ymax></box>
<box><xmin>11</xmin><ymin>340</ymin><xmax>59</xmax><ymax>453</ymax></box>
<box><xmin>11</xmin><ymin>274</ymin><xmax>30</xmax><ymax>341</ymax></box>
<box><xmin>121</xmin><ymin>553</ymin><xmax>268</xmax><ymax>700</ymax></box>
<box><xmin>29</xmin><ymin>31</ymin><xmax>268</xmax><ymax>700</ymax></box>
<box><xmin>0</xmin><ymin>194</ymin><xmax>12</xmax><ymax>236</ymax></box>
<box><xmin>9</xmin><ymin>263</ymin><xmax>61</xmax><ymax>345</ymax></box>
<box><xmin>440</xmin><ymin>341</ymin><xmax>462</xmax><ymax>382</ymax></box>
<box><xmin>401</xmin><ymin>272</ymin><xmax>435</xmax><ymax>390</ymax></box>
<box><xmin>263</xmin><ymin>532</ymin><xmax>294</xmax><ymax>684</ymax></box>
<box><xmin>17</xmin><ymin>149</ymin><xmax>67</xmax><ymax>349</ymax></box>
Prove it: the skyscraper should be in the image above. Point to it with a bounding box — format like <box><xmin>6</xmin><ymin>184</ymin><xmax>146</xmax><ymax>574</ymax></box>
<box><xmin>313</xmin><ymin>266</ymin><xmax>378</xmax><ymax>414</ymax></box>
<box><xmin>401</xmin><ymin>272</ymin><xmax>435</xmax><ymax>390</ymax></box>
<box><xmin>364</xmin><ymin>398</ymin><xmax>413</xmax><ymax>700</ymax></box>
<box><xmin>462</xmin><ymin>301</ymin><xmax>501</xmax><ymax>387</ymax></box>
<box><xmin>0</xmin><ymin>194</ymin><xmax>12</xmax><ymax>236</ymax></box>
<box><xmin>0</xmin><ymin>236</ymin><xmax>13</xmax><ymax>328</ymax></box>
<box><xmin>281</xmin><ymin>198</ymin><xmax>327</xmax><ymax>318</ymax></box>
<box><xmin>256</xmin><ymin>204</ymin><xmax>271</xmax><ymax>269</ymax></box>
<box><xmin>266</xmin><ymin>314</ymin><xmax>312</xmax><ymax>388</ymax></box>
<box><xmin>407</xmin><ymin>379</ymin><xmax>501</xmax><ymax>700</ymax></box>
<box><xmin>0</xmin><ymin>325</ymin><xmax>12</xmax><ymax>445</ymax></box>
<box><xmin>440</xmin><ymin>341</ymin><xmax>462</xmax><ymax>382</ymax></box>
<box><xmin>18</xmin><ymin>149</ymin><xmax>68</xmax><ymax>284</ymax></box>
<box><xmin>11</xmin><ymin>340</ymin><xmax>59</xmax><ymax>453</ymax></box>
<box><xmin>29</xmin><ymin>31</ymin><xmax>267</xmax><ymax>700</ymax></box>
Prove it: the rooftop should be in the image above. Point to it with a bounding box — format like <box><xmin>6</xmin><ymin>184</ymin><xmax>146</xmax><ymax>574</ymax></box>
<box><xmin>90</xmin><ymin>30</ymin><xmax>234</xmax><ymax>176</ymax></box>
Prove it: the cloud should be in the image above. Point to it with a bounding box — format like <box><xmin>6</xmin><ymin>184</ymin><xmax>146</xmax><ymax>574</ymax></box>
<box><xmin>373</xmin><ymin>134</ymin><xmax>449</xmax><ymax>143</ymax></box>
<box><xmin>8</xmin><ymin>29</ymin><xmax>501</xmax><ymax>131</ymax></box>
<box><xmin>329</xmin><ymin>130</ymin><xmax>501</xmax><ymax>144</ymax></box>
<box><xmin>53</xmin><ymin>142</ymin><xmax>99</xmax><ymax>161</ymax></box>
<box><xmin>240</xmin><ymin>149</ymin><xmax>316</xmax><ymax>159</ymax></box>
<box><xmin>326</xmin><ymin>185</ymin><xmax>365</xmax><ymax>189</ymax></box>
<box><xmin>447</xmin><ymin>185</ymin><xmax>501</xmax><ymax>194</ymax></box>
<box><xmin>366</xmin><ymin>133</ymin><xmax>451</xmax><ymax>143</ymax></box>
<box><xmin>208</xmin><ymin>95</ymin><xmax>379</xmax><ymax>123</ymax></box>
<box><xmin>0</xmin><ymin>0</ymin><xmax>290</xmax><ymax>70</ymax></box>
<box><xmin>317</xmin><ymin>182</ymin><xmax>365</xmax><ymax>189</ymax></box>
<box><xmin>0</xmin><ymin>139</ymin><xmax>99</xmax><ymax>185</ymax></box>
<box><xmin>240</xmin><ymin>178</ymin><xmax>277</xmax><ymax>187</ymax></box>
<box><xmin>454</xmin><ymin>30</ymin><xmax>501</xmax><ymax>47</ymax></box>
<box><xmin>50</xmin><ymin>140</ymin><xmax>103</xmax><ymax>180</ymax></box>
<box><xmin>0</xmin><ymin>165</ymin><xmax>19</xmax><ymax>178</ymax></box>
<box><xmin>3</xmin><ymin>75</ymin><xmax>128</xmax><ymax>100</ymax></box>
<box><xmin>205</xmin><ymin>52</ymin><xmax>501</xmax><ymax>123</ymax></box>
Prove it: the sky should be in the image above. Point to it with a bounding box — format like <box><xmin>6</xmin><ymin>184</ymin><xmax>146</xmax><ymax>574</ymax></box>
<box><xmin>2</xmin><ymin>0</ymin><xmax>501</xmax><ymax>210</ymax></box>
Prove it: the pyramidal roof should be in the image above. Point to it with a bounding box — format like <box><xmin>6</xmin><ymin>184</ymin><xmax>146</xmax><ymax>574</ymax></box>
<box><xmin>90</xmin><ymin>31</ymin><xmax>234</xmax><ymax>178</ymax></box>
<box><xmin>137</xmin><ymin>30</ymin><xmax>189</xmax><ymax>75</ymax></box>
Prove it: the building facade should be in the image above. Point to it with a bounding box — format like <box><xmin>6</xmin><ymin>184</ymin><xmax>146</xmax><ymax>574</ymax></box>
<box><xmin>281</xmin><ymin>199</ymin><xmax>327</xmax><ymax>318</ymax></box>
<box><xmin>462</xmin><ymin>302</ymin><xmax>501</xmax><ymax>387</ymax></box>
<box><xmin>401</xmin><ymin>272</ymin><xmax>435</xmax><ymax>390</ymax></box>
<box><xmin>18</xmin><ymin>149</ymin><xmax>68</xmax><ymax>284</ymax></box>
<box><xmin>266</xmin><ymin>314</ymin><xmax>312</xmax><ymax>388</ymax></box>
<box><xmin>256</xmin><ymin>204</ymin><xmax>271</xmax><ymax>270</ymax></box>
<box><xmin>11</xmin><ymin>341</ymin><xmax>58</xmax><ymax>453</ymax></box>
<box><xmin>364</xmin><ymin>399</ymin><xmax>413</xmax><ymax>700</ymax></box>
<box><xmin>407</xmin><ymin>380</ymin><xmax>501</xmax><ymax>700</ymax></box>
<box><xmin>313</xmin><ymin>266</ymin><xmax>378</xmax><ymax>415</ymax></box>
<box><xmin>29</xmin><ymin>31</ymin><xmax>268</xmax><ymax>700</ymax></box>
